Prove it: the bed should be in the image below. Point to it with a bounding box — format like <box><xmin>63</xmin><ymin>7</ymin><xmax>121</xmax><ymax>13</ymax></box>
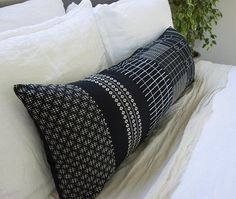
<box><xmin>46</xmin><ymin>61</ymin><xmax>236</xmax><ymax>199</ymax></box>
<box><xmin>43</xmin><ymin>60</ymin><xmax>235</xmax><ymax>199</ymax></box>
<box><xmin>0</xmin><ymin>1</ymin><xmax>235</xmax><ymax>199</ymax></box>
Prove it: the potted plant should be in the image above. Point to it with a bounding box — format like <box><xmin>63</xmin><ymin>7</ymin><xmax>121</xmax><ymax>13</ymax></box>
<box><xmin>168</xmin><ymin>0</ymin><xmax>222</xmax><ymax>59</ymax></box>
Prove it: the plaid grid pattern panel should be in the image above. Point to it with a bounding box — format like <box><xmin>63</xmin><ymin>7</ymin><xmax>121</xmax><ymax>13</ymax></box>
<box><xmin>14</xmin><ymin>27</ymin><xmax>194</xmax><ymax>199</ymax></box>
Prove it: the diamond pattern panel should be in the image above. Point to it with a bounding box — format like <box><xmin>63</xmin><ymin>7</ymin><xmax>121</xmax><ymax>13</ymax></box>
<box><xmin>15</xmin><ymin>84</ymin><xmax>116</xmax><ymax>199</ymax></box>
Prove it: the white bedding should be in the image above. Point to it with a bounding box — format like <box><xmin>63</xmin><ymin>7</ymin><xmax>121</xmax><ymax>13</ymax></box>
<box><xmin>51</xmin><ymin>61</ymin><xmax>235</xmax><ymax>199</ymax></box>
<box><xmin>172</xmin><ymin>66</ymin><xmax>236</xmax><ymax>199</ymax></box>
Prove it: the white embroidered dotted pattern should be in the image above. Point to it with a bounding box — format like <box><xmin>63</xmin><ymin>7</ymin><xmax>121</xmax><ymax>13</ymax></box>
<box><xmin>83</xmin><ymin>74</ymin><xmax>142</xmax><ymax>156</ymax></box>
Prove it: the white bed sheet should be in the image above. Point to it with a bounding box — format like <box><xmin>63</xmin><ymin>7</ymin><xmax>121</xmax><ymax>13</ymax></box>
<box><xmin>172</xmin><ymin>67</ymin><xmax>236</xmax><ymax>199</ymax></box>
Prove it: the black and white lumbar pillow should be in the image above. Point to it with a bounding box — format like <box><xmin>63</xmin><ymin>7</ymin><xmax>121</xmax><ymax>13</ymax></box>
<box><xmin>14</xmin><ymin>27</ymin><xmax>195</xmax><ymax>199</ymax></box>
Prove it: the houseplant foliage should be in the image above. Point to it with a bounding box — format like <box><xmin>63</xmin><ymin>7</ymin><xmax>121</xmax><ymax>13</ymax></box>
<box><xmin>168</xmin><ymin>0</ymin><xmax>222</xmax><ymax>52</ymax></box>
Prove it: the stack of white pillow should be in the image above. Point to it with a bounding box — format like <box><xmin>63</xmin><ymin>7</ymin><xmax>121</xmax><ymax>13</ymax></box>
<box><xmin>0</xmin><ymin>0</ymin><xmax>173</xmax><ymax>198</ymax></box>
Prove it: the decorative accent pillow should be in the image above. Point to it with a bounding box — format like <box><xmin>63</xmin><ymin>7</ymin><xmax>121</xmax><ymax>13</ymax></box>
<box><xmin>15</xmin><ymin>28</ymin><xmax>195</xmax><ymax>199</ymax></box>
<box><xmin>94</xmin><ymin>0</ymin><xmax>173</xmax><ymax>65</ymax></box>
<box><xmin>0</xmin><ymin>0</ymin><xmax>65</xmax><ymax>32</ymax></box>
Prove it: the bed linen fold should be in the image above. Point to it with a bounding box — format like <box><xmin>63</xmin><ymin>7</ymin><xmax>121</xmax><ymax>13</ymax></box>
<box><xmin>171</xmin><ymin>65</ymin><xmax>236</xmax><ymax>199</ymax></box>
<box><xmin>51</xmin><ymin>60</ymin><xmax>231</xmax><ymax>199</ymax></box>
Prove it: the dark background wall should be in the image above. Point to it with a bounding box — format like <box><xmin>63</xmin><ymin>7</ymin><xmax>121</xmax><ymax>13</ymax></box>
<box><xmin>63</xmin><ymin>0</ymin><xmax>118</xmax><ymax>7</ymax></box>
<box><xmin>0</xmin><ymin>0</ymin><xmax>118</xmax><ymax>8</ymax></box>
<box><xmin>0</xmin><ymin>0</ymin><xmax>26</xmax><ymax>7</ymax></box>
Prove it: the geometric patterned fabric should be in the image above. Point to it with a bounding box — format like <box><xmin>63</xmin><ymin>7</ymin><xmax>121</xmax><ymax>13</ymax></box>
<box><xmin>14</xmin><ymin>27</ymin><xmax>195</xmax><ymax>199</ymax></box>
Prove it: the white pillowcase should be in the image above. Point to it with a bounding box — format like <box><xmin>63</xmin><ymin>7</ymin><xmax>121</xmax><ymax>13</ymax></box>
<box><xmin>0</xmin><ymin>0</ymin><xmax>65</xmax><ymax>32</ymax></box>
<box><xmin>94</xmin><ymin>0</ymin><xmax>173</xmax><ymax>65</ymax></box>
<box><xmin>66</xmin><ymin>2</ymin><xmax>78</xmax><ymax>13</ymax></box>
<box><xmin>0</xmin><ymin>0</ymin><xmax>108</xmax><ymax>198</ymax></box>
<box><xmin>0</xmin><ymin>1</ymin><xmax>78</xmax><ymax>41</ymax></box>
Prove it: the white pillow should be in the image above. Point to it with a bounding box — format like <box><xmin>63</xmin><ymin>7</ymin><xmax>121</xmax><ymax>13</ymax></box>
<box><xmin>66</xmin><ymin>2</ymin><xmax>78</xmax><ymax>13</ymax></box>
<box><xmin>0</xmin><ymin>0</ymin><xmax>65</xmax><ymax>32</ymax></box>
<box><xmin>0</xmin><ymin>0</ymin><xmax>108</xmax><ymax>199</ymax></box>
<box><xmin>94</xmin><ymin>0</ymin><xmax>173</xmax><ymax>65</ymax></box>
<box><xmin>0</xmin><ymin>1</ymin><xmax>78</xmax><ymax>41</ymax></box>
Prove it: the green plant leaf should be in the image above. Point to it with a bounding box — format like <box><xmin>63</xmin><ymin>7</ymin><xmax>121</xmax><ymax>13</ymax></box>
<box><xmin>169</xmin><ymin>0</ymin><xmax>222</xmax><ymax>51</ymax></box>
